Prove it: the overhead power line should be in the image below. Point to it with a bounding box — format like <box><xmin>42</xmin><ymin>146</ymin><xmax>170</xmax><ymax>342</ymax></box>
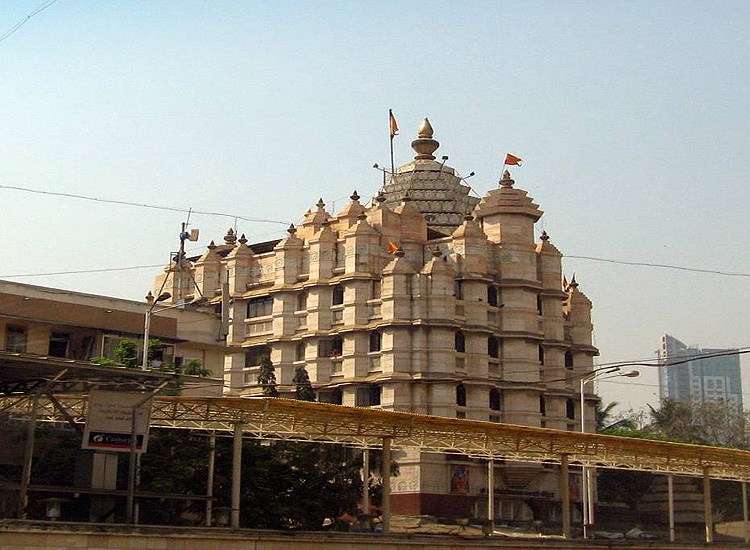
<box><xmin>0</xmin><ymin>184</ymin><xmax>291</xmax><ymax>226</ymax></box>
<box><xmin>0</xmin><ymin>0</ymin><xmax>60</xmax><ymax>44</ymax></box>
<box><xmin>567</xmin><ymin>255</ymin><xmax>750</xmax><ymax>278</ymax></box>
<box><xmin>0</xmin><ymin>264</ymin><xmax>164</xmax><ymax>278</ymax></box>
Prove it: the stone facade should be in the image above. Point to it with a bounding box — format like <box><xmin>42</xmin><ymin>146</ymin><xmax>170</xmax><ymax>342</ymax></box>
<box><xmin>155</xmin><ymin>121</ymin><xmax>598</xmax><ymax>519</ymax></box>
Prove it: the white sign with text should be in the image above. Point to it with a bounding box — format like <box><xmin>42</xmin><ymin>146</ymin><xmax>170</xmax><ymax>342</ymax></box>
<box><xmin>82</xmin><ymin>390</ymin><xmax>153</xmax><ymax>453</ymax></box>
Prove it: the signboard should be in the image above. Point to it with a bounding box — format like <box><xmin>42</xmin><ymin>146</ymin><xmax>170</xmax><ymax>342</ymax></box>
<box><xmin>82</xmin><ymin>390</ymin><xmax>153</xmax><ymax>453</ymax></box>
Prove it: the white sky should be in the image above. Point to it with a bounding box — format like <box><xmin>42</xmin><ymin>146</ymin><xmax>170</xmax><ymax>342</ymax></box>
<box><xmin>2</xmin><ymin>1</ymin><xmax>749</xmax><ymax>414</ymax></box>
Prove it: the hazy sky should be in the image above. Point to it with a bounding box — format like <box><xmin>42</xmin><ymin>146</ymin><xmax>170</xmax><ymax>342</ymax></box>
<box><xmin>2</xmin><ymin>1</ymin><xmax>749</xmax><ymax>414</ymax></box>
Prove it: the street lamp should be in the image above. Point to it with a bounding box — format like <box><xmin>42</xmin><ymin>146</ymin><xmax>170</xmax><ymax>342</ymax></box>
<box><xmin>580</xmin><ymin>367</ymin><xmax>639</xmax><ymax>538</ymax></box>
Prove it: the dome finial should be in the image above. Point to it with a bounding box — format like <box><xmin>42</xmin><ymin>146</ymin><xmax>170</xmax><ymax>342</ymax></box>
<box><xmin>500</xmin><ymin>170</ymin><xmax>515</xmax><ymax>188</ymax></box>
<box><xmin>418</xmin><ymin>118</ymin><xmax>434</xmax><ymax>139</ymax></box>
<box><xmin>411</xmin><ymin>118</ymin><xmax>440</xmax><ymax>160</ymax></box>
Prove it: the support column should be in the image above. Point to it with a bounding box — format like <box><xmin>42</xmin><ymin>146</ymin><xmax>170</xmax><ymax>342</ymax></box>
<box><xmin>126</xmin><ymin>408</ymin><xmax>138</xmax><ymax>523</ymax></box>
<box><xmin>362</xmin><ymin>449</ymin><xmax>370</xmax><ymax>516</ymax></box>
<box><xmin>560</xmin><ymin>454</ymin><xmax>571</xmax><ymax>540</ymax></box>
<box><xmin>581</xmin><ymin>465</ymin><xmax>589</xmax><ymax>538</ymax></box>
<box><xmin>18</xmin><ymin>394</ymin><xmax>39</xmax><ymax>519</ymax></box>
<box><xmin>487</xmin><ymin>459</ymin><xmax>495</xmax><ymax>532</ymax></box>
<box><xmin>668</xmin><ymin>474</ymin><xmax>675</xmax><ymax>543</ymax></box>
<box><xmin>743</xmin><ymin>481</ymin><xmax>748</xmax><ymax>544</ymax></box>
<box><xmin>703</xmin><ymin>467</ymin><xmax>713</xmax><ymax>543</ymax></box>
<box><xmin>206</xmin><ymin>431</ymin><xmax>216</xmax><ymax>527</ymax></box>
<box><xmin>231</xmin><ymin>423</ymin><xmax>243</xmax><ymax>529</ymax></box>
<box><xmin>587</xmin><ymin>467</ymin><xmax>595</xmax><ymax>533</ymax></box>
<box><xmin>381</xmin><ymin>437</ymin><xmax>391</xmax><ymax>534</ymax></box>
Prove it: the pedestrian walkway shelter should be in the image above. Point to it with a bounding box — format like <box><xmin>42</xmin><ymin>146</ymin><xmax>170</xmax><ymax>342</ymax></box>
<box><xmin>5</xmin><ymin>388</ymin><xmax>750</xmax><ymax>542</ymax></box>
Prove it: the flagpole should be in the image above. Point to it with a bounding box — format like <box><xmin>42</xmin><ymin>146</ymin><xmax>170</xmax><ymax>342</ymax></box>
<box><xmin>389</xmin><ymin>109</ymin><xmax>396</xmax><ymax>179</ymax></box>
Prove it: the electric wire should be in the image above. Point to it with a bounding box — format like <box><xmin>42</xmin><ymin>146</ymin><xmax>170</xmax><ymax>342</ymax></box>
<box><xmin>566</xmin><ymin>255</ymin><xmax>750</xmax><ymax>278</ymax></box>
<box><xmin>0</xmin><ymin>0</ymin><xmax>59</xmax><ymax>44</ymax></box>
<box><xmin>0</xmin><ymin>264</ymin><xmax>164</xmax><ymax>278</ymax></box>
<box><xmin>0</xmin><ymin>184</ymin><xmax>291</xmax><ymax>226</ymax></box>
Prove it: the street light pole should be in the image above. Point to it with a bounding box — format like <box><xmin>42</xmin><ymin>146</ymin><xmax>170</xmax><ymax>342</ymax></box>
<box><xmin>141</xmin><ymin>292</ymin><xmax>173</xmax><ymax>370</ymax></box>
<box><xmin>580</xmin><ymin>367</ymin><xmax>639</xmax><ymax>538</ymax></box>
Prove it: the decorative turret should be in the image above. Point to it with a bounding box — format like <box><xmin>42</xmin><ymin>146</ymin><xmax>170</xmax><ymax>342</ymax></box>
<box><xmin>225</xmin><ymin>235</ymin><xmax>253</xmax><ymax>293</ymax></box>
<box><xmin>273</xmin><ymin>224</ymin><xmax>304</xmax><ymax>284</ymax></box>
<box><xmin>451</xmin><ymin>214</ymin><xmax>489</xmax><ymax>275</ymax></box>
<box><xmin>381</xmin><ymin>247</ymin><xmax>415</xmax><ymax>321</ymax></box>
<box><xmin>193</xmin><ymin>240</ymin><xmax>222</xmax><ymax>297</ymax></box>
<box><xmin>536</xmin><ymin>230</ymin><xmax>564</xmax><ymax>292</ymax></box>
<box><xmin>334</xmin><ymin>190</ymin><xmax>366</xmax><ymax>231</ymax></box>
<box><xmin>565</xmin><ymin>275</ymin><xmax>594</xmax><ymax>340</ymax></box>
<box><xmin>343</xmin><ymin>213</ymin><xmax>379</xmax><ymax>274</ymax></box>
<box><xmin>307</xmin><ymin>219</ymin><xmax>337</xmax><ymax>280</ymax></box>
<box><xmin>298</xmin><ymin>198</ymin><xmax>331</xmax><ymax>240</ymax></box>
<box><xmin>473</xmin><ymin>170</ymin><xmax>543</xmax><ymax>245</ymax></box>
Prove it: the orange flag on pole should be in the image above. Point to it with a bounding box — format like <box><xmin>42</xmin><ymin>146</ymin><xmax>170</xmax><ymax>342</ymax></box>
<box><xmin>389</xmin><ymin>109</ymin><xmax>399</xmax><ymax>139</ymax></box>
<box><xmin>387</xmin><ymin>241</ymin><xmax>399</xmax><ymax>254</ymax></box>
<box><xmin>504</xmin><ymin>153</ymin><xmax>522</xmax><ymax>166</ymax></box>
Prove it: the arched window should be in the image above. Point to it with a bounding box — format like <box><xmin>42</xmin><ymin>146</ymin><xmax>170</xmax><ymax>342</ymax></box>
<box><xmin>539</xmin><ymin>395</ymin><xmax>546</xmax><ymax>416</ymax></box>
<box><xmin>488</xmin><ymin>337</ymin><xmax>499</xmax><ymax>359</ymax></box>
<box><xmin>537</xmin><ymin>295</ymin><xmax>543</xmax><ymax>315</ymax></box>
<box><xmin>332</xmin><ymin>284</ymin><xmax>344</xmax><ymax>306</ymax></box>
<box><xmin>487</xmin><ymin>285</ymin><xmax>498</xmax><ymax>307</ymax></box>
<box><xmin>454</xmin><ymin>280</ymin><xmax>464</xmax><ymax>300</ymax></box>
<box><xmin>295</xmin><ymin>342</ymin><xmax>305</xmax><ymax>362</ymax></box>
<box><xmin>455</xmin><ymin>331</ymin><xmax>466</xmax><ymax>353</ymax></box>
<box><xmin>489</xmin><ymin>389</ymin><xmax>501</xmax><ymax>411</ymax></box>
<box><xmin>369</xmin><ymin>331</ymin><xmax>382</xmax><ymax>352</ymax></box>
<box><xmin>538</xmin><ymin>345</ymin><xmax>545</xmax><ymax>365</ymax></box>
<box><xmin>456</xmin><ymin>384</ymin><xmax>467</xmax><ymax>407</ymax></box>
<box><xmin>566</xmin><ymin>398</ymin><xmax>576</xmax><ymax>420</ymax></box>
<box><xmin>564</xmin><ymin>350</ymin><xmax>574</xmax><ymax>369</ymax></box>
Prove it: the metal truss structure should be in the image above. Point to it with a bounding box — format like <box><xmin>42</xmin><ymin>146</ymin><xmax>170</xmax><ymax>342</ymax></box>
<box><xmin>4</xmin><ymin>394</ymin><xmax>750</xmax><ymax>481</ymax></box>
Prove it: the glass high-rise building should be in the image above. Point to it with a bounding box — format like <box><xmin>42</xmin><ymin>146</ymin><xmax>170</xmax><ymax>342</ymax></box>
<box><xmin>659</xmin><ymin>334</ymin><xmax>742</xmax><ymax>410</ymax></box>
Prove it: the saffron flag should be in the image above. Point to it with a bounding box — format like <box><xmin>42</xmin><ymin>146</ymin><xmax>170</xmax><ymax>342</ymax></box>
<box><xmin>389</xmin><ymin>109</ymin><xmax>399</xmax><ymax>139</ymax></box>
<box><xmin>504</xmin><ymin>153</ymin><xmax>522</xmax><ymax>166</ymax></box>
<box><xmin>387</xmin><ymin>241</ymin><xmax>399</xmax><ymax>254</ymax></box>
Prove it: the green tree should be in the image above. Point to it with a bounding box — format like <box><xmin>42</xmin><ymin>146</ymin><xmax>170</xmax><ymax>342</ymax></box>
<box><xmin>137</xmin><ymin>429</ymin><xmax>211</xmax><ymax>525</ymax></box>
<box><xmin>293</xmin><ymin>366</ymin><xmax>316</xmax><ymax>401</ymax></box>
<box><xmin>212</xmin><ymin>439</ymin><xmax>364</xmax><ymax>529</ymax></box>
<box><xmin>596</xmin><ymin>401</ymin><xmax>639</xmax><ymax>432</ymax></box>
<box><xmin>257</xmin><ymin>355</ymin><xmax>279</xmax><ymax>397</ymax></box>
<box><xmin>181</xmin><ymin>358</ymin><xmax>213</xmax><ymax>377</ymax></box>
<box><xmin>647</xmin><ymin>398</ymin><xmax>700</xmax><ymax>442</ymax></box>
<box><xmin>115</xmin><ymin>339</ymin><xmax>139</xmax><ymax>368</ymax></box>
